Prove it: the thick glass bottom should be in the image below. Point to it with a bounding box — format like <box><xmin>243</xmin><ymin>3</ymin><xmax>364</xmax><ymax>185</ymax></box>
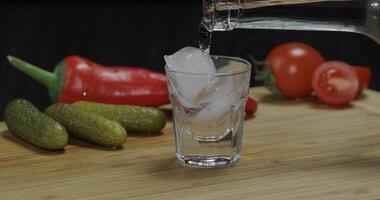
<box><xmin>176</xmin><ymin>153</ymin><xmax>240</xmax><ymax>168</ymax></box>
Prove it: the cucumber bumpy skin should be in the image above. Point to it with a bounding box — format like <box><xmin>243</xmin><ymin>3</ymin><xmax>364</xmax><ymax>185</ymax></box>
<box><xmin>4</xmin><ymin>99</ymin><xmax>69</xmax><ymax>150</ymax></box>
<box><xmin>45</xmin><ymin>104</ymin><xmax>127</xmax><ymax>148</ymax></box>
<box><xmin>71</xmin><ymin>101</ymin><xmax>166</xmax><ymax>133</ymax></box>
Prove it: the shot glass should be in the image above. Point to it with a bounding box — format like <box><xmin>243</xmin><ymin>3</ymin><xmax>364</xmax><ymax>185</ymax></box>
<box><xmin>165</xmin><ymin>55</ymin><xmax>251</xmax><ymax>167</ymax></box>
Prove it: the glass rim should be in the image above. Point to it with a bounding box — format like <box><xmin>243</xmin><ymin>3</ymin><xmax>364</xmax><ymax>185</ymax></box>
<box><xmin>164</xmin><ymin>55</ymin><xmax>252</xmax><ymax>77</ymax></box>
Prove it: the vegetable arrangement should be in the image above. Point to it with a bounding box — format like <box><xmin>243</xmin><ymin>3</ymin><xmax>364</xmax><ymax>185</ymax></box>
<box><xmin>4</xmin><ymin>55</ymin><xmax>259</xmax><ymax>151</ymax></box>
<box><xmin>5</xmin><ymin>99</ymin><xmax>167</xmax><ymax>150</ymax></box>
<box><xmin>253</xmin><ymin>42</ymin><xmax>372</xmax><ymax>107</ymax></box>
<box><xmin>3</xmin><ymin>42</ymin><xmax>371</xmax><ymax>151</ymax></box>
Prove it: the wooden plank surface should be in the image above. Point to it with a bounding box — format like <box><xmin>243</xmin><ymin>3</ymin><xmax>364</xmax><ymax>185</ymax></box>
<box><xmin>1</xmin><ymin>87</ymin><xmax>380</xmax><ymax>200</ymax></box>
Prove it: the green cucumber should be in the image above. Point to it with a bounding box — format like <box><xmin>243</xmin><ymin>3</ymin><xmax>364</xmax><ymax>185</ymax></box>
<box><xmin>71</xmin><ymin>101</ymin><xmax>166</xmax><ymax>133</ymax></box>
<box><xmin>45</xmin><ymin>104</ymin><xmax>127</xmax><ymax>148</ymax></box>
<box><xmin>4</xmin><ymin>99</ymin><xmax>68</xmax><ymax>150</ymax></box>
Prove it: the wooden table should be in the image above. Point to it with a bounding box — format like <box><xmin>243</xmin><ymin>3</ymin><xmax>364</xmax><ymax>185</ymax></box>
<box><xmin>1</xmin><ymin>87</ymin><xmax>380</xmax><ymax>200</ymax></box>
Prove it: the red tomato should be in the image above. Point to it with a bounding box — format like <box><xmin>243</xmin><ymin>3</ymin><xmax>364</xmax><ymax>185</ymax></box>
<box><xmin>312</xmin><ymin>61</ymin><xmax>359</xmax><ymax>106</ymax></box>
<box><xmin>353</xmin><ymin>66</ymin><xmax>371</xmax><ymax>97</ymax></box>
<box><xmin>266</xmin><ymin>42</ymin><xmax>325</xmax><ymax>98</ymax></box>
<box><xmin>245</xmin><ymin>97</ymin><xmax>258</xmax><ymax>116</ymax></box>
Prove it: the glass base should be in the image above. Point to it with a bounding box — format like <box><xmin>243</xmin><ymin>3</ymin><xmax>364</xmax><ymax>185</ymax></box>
<box><xmin>176</xmin><ymin>153</ymin><xmax>240</xmax><ymax>168</ymax></box>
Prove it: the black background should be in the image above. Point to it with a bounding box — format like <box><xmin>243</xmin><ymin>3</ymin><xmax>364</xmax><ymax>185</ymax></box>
<box><xmin>0</xmin><ymin>0</ymin><xmax>379</xmax><ymax>120</ymax></box>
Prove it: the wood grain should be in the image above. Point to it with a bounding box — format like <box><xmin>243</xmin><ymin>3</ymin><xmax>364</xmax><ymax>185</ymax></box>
<box><xmin>1</xmin><ymin>87</ymin><xmax>380</xmax><ymax>200</ymax></box>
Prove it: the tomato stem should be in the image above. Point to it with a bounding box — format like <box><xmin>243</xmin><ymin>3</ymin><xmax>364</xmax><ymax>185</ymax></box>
<box><xmin>247</xmin><ymin>54</ymin><xmax>282</xmax><ymax>96</ymax></box>
<box><xmin>247</xmin><ymin>54</ymin><xmax>266</xmax><ymax>75</ymax></box>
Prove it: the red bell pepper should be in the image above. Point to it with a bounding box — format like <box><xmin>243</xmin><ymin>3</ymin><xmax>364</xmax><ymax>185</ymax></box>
<box><xmin>7</xmin><ymin>55</ymin><xmax>258</xmax><ymax>115</ymax></box>
<box><xmin>7</xmin><ymin>55</ymin><xmax>170</xmax><ymax>107</ymax></box>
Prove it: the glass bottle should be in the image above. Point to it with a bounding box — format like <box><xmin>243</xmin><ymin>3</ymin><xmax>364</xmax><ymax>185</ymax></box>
<box><xmin>200</xmin><ymin>0</ymin><xmax>380</xmax><ymax>50</ymax></box>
